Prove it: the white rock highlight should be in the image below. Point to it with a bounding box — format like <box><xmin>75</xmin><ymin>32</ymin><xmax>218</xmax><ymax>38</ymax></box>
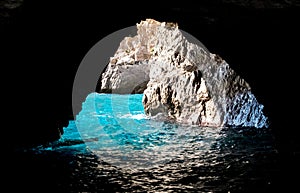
<box><xmin>99</xmin><ymin>19</ymin><xmax>269</xmax><ymax>128</ymax></box>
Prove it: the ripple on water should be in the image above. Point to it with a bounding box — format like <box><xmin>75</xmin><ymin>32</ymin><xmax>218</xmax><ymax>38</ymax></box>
<box><xmin>15</xmin><ymin>93</ymin><xmax>279</xmax><ymax>192</ymax></box>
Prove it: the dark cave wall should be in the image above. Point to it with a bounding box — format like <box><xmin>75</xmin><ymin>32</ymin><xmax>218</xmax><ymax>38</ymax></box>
<box><xmin>3</xmin><ymin>1</ymin><xmax>299</xmax><ymax>147</ymax></box>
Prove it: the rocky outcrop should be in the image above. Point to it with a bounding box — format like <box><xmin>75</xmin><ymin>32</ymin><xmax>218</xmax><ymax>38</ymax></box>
<box><xmin>99</xmin><ymin>25</ymin><xmax>152</xmax><ymax>94</ymax></box>
<box><xmin>99</xmin><ymin>19</ymin><xmax>268</xmax><ymax>128</ymax></box>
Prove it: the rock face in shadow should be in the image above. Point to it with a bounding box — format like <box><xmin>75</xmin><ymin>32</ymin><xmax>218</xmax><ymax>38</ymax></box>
<box><xmin>100</xmin><ymin>19</ymin><xmax>268</xmax><ymax>128</ymax></box>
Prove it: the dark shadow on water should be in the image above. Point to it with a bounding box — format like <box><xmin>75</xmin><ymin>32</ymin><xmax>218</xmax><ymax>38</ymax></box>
<box><xmin>12</xmin><ymin>124</ymin><xmax>290</xmax><ymax>192</ymax></box>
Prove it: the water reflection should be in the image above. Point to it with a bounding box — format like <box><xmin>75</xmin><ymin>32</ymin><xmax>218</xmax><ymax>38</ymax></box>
<box><xmin>73</xmin><ymin>93</ymin><xmax>228</xmax><ymax>170</ymax></box>
<box><xmin>16</xmin><ymin>119</ymin><xmax>277</xmax><ymax>192</ymax></box>
<box><xmin>15</xmin><ymin>93</ymin><xmax>278</xmax><ymax>192</ymax></box>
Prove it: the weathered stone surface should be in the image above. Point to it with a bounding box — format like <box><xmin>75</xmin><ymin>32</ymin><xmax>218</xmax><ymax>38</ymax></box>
<box><xmin>99</xmin><ymin>19</ymin><xmax>268</xmax><ymax>128</ymax></box>
<box><xmin>99</xmin><ymin>25</ymin><xmax>152</xmax><ymax>94</ymax></box>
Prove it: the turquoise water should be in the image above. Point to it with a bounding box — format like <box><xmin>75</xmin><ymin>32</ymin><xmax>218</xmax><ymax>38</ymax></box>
<box><xmin>15</xmin><ymin>93</ymin><xmax>280</xmax><ymax>192</ymax></box>
<box><xmin>65</xmin><ymin>93</ymin><xmax>224</xmax><ymax>169</ymax></box>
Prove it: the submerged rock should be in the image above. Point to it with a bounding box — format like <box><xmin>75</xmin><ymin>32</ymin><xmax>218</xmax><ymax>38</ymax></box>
<box><xmin>99</xmin><ymin>19</ymin><xmax>268</xmax><ymax>128</ymax></box>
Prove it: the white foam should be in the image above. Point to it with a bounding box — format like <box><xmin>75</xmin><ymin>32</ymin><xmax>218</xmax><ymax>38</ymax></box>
<box><xmin>120</xmin><ymin>113</ymin><xmax>149</xmax><ymax>120</ymax></box>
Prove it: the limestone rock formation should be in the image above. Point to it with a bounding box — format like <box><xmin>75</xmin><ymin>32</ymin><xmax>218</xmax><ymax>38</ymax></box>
<box><xmin>99</xmin><ymin>19</ymin><xmax>268</xmax><ymax>128</ymax></box>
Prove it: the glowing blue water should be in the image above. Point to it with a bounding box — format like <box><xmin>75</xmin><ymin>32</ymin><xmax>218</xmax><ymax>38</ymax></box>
<box><xmin>16</xmin><ymin>93</ymin><xmax>279</xmax><ymax>192</ymax></box>
<box><xmin>64</xmin><ymin>93</ymin><xmax>223</xmax><ymax>169</ymax></box>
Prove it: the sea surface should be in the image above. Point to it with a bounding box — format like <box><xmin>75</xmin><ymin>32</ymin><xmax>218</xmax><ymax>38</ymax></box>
<box><xmin>13</xmin><ymin>93</ymin><xmax>286</xmax><ymax>192</ymax></box>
